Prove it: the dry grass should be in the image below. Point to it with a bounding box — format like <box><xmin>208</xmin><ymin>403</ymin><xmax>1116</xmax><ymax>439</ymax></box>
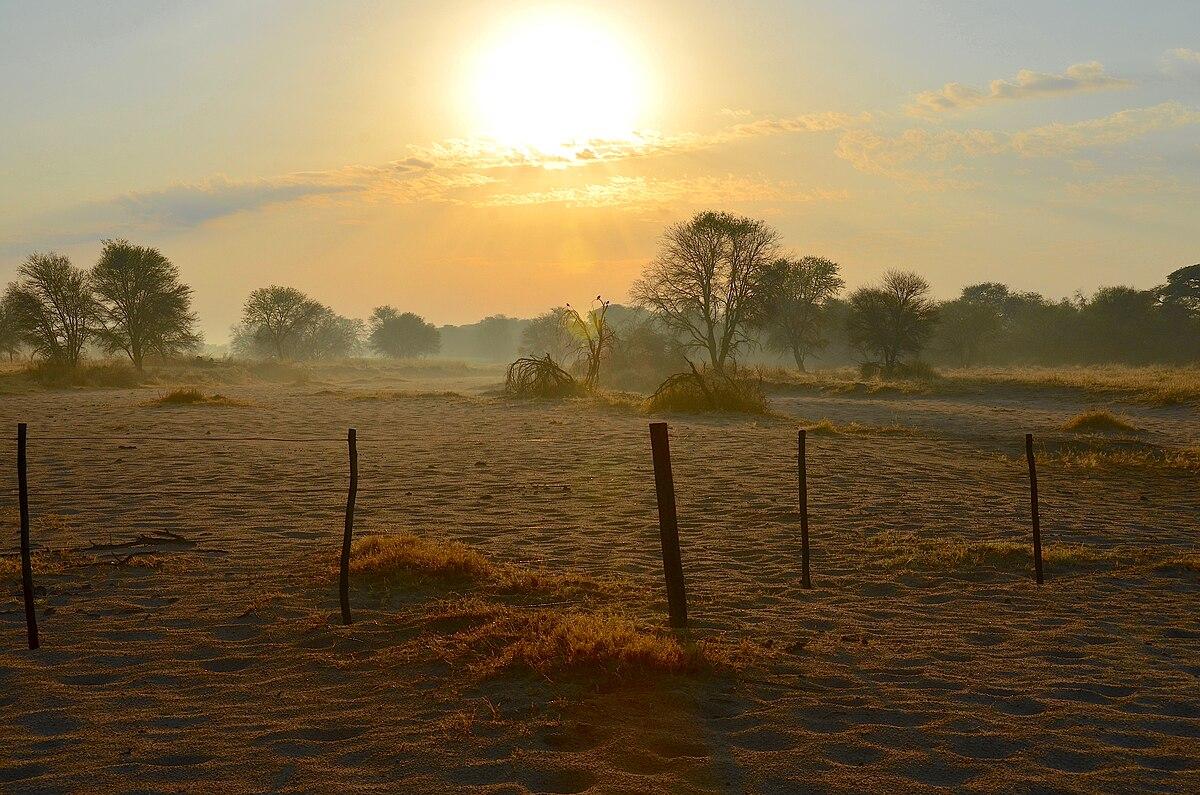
<box><xmin>864</xmin><ymin>531</ymin><xmax>1198</xmax><ymax>576</ymax></box>
<box><xmin>423</xmin><ymin>598</ymin><xmax>723</xmax><ymax>678</ymax></box>
<box><xmin>1047</xmin><ymin>445</ymin><xmax>1200</xmax><ymax>472</ymax></box>
<box><xmin>648</xmin><ymin>370</ymin><xmax>770</xmax><ymax>415</ymax></box>
<box><xmin>0</xmin><ymin>549</ymin><xmax>91</xmax><ymax>582</ymax></box>
<box><xmin>760</xmin><ymin>364</ymin><xmax>1200</xmax><ymax>407</ymax></box>
<box><xmin>801</xmin><ymin>418</ymin><xmax>917</xmax><ymax>436</ymax></box>
<box><xmin>346</xmin><ymin>533</ymin><xmax>611</xmax><ymax>598</ymax></box>
<box><xmin>1061</xmin><ymin>409</ymin><xmax>1142</xmax><ymax>434</ymax></box>
<box><xmin>348</xmin><ymin>389</ymin><xmax>466</xmax><ymax>402</ymax></box>
<box><xmin>145</xmin><ymin>388</ymin><xmax>249</xmax><ymax>407</ymax></box>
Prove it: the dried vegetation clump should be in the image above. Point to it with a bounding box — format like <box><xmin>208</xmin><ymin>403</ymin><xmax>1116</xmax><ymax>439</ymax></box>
<box><xmin>1061</xmin><ymin>410</ymin><xmax>1142</xmax><ymax>434</ymax></box>
<box><xmin>145</xmin><ymin>388</ymin><xmax>249</xmax><ymax>407</ymax></box>
<box><xmin>504</xmin><ymin>355</ymin><xmax>585</xmax><ymax>399</ymax></box>
<box><xmin>649</xmin><ymin>366</ymin><xmax>769</xmax><ymax>414</ymax></box>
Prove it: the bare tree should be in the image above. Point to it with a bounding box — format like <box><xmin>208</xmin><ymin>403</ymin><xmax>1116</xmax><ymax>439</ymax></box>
<box><xmin>237</xmin><ymin>286</ymin><xmax>325</xmax><ymax>360</ymax></box>
<box><xmin>847</xmin><ymin>270</ymin><xmax>939</xmax><ymax>376</ymax></box>
<box><xmin>4</xmin><ymin>253</ymin><xmax>95</xmax><ymax>367</ymax></box>
<box><xmin>763</xmin><ymin>256</ymin><xmax>844</xmax><ymax>371</ymax></box>
<box><xmin>564</xmin><ymin>296</ymin><xmax>614</xmax><ymax>388</ymax></box>
<box><xmin>632</xmin><ymin>211</ymin><xmax>780</xmax><ymax>373</ymax></box>
<box><xmin>90</xmin><ymin>239</ymin><xmax>201</xmax><ymax>370</ymax></box>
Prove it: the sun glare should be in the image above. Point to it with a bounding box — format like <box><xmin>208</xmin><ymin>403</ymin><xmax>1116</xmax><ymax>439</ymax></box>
<box><xmin>470</xmin><ymin>9</ymin><xmax>646</xmax><ymax>148</ymax></box>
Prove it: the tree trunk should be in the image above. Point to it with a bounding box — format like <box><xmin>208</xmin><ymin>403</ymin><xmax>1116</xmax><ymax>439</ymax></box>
<box><xmin>793</xmin><ymin>348</ymin><xmax>806</xmax><ymax>372</ymax></box>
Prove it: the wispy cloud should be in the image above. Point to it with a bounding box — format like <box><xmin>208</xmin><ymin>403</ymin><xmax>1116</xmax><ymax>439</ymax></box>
<box><xmin>480</xmin><ymin>175</ymin><xmax>848</xmax><ymax>210</ymax></box>
<box><xmin>838</xmin><ymin>102</ymin><xmax>1200</xmax><ymax>186</ymax></box>
<box><xmin>907</xmin><ymin>61</ymin><xmax>1131</xmax><ymax>117</ymax></box>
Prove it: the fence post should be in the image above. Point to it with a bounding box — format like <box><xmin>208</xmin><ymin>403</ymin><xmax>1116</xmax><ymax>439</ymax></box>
<box><xmin>648</xmin><ymin>422</ymin><xmax>688</xmax><ymax>628</ymax></box>
<box><xmin>339</xmin><ymin>428</ymin><xmax>358</xmax><ymax>625</ymax></box>
<box><xmin>798</xmin><ymin>429</ymin><xmax>812</xmax><ymax>589</ymax></box>
<box><xmin>17</xmin><ymin>423</ymin><xmax>39</xmax><ymax>650</ymax></box>
<box><xmin>1025</xmin><ymin>433</ymin><xmax>1043</xmax><ymax>585</ymax></box>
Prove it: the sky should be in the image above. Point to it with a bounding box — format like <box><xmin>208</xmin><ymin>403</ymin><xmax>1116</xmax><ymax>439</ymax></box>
<box><xmin>1</xmin><ymin>0</ymin><xmax>1198</xmax><ymax>341</ymax></box>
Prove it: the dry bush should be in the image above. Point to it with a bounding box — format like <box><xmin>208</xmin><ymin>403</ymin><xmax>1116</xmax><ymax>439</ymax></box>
<box><xmin>1061</xmin><ymin>410</ymin><xmax>1142</xmax><ymax>434</ymax></box>
<box><xmin>649</xmin><ymin>366</ymin><xmax>769</xmax><ymax>414</ymax></box>
<box><xmin>424</xmin><ymin>598</ymin><xmax>725</xmax><ymax>678</ymax></box>
<box><xmin>145</xmin><ymin>388</ymin><xmax>249</xmax><ymax>407</ymax></box>
<box><xmin>347</xmin><ymin>533</ymin><xmax>609</xmax><ymax>598</ymax></box>
<box><xmin>27</xmin><ymin>360</ymin><xmax>144</xmax><ymax>389</ymax></box>
<box><xmin>504</xmin><ymin>355</ymin><xmax>585</xmax><ymax>399</ymax></box>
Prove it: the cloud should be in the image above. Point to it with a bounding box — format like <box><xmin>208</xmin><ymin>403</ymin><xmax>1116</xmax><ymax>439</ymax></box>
<box><xmin>908</xmin><ymin>61</ymin><xmax>1131</xmax><ymax>116</ymax></box>
<box><xmin>480</xmin><ymin>175</ymin><xmax>848</xmax><ymax>210</ymax></box>
<box><xmin>408</xmin><ymin>112</ymin><xmax>871</xmax><ymax>171</ymax></box>
<box><xmin>1010</xmin><ymin>101</ymin><xmax>1200</xmax><ymax>156</ymax></box>
<box><xmin>1162</xmin><ymin>47</ymin><xmax>1200</xmax><ymax>75</ymax></box>
<box><xmin>114</xmin><ymin>175</ymin><xmax>362</xmax><ymax>227</ymax></box>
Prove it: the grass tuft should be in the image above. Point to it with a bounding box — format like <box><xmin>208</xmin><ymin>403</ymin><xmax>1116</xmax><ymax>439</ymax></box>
<box><xmin>649</xmin><ymin>369</ymin><xmax>769</xmax><ymax>414</ymax></box>
<box><xmin>146</xmin><ymin>388</ymin><xmax>249</xmax><ymax>407</ymax></box>
<box><xmin>347</xmin><ymin>533</ymin><xmax>609</xmax><ymax>598</ymax></box>
<box><xmin>1061</xmin><ymin>410</ymin><xmax>1142</xmax><ymax>434</ymax></box>
<box><xmin>425</xmin><ymin>598</ymin><xmax>725</xmax><ymax>678</ymax></box>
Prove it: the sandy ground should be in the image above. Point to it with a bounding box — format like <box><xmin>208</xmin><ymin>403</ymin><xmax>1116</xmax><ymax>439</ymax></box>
<box><xmin>1</xmin><ymin>368</ymin><xmax>1198</xmax><ymax>793</ymax></box>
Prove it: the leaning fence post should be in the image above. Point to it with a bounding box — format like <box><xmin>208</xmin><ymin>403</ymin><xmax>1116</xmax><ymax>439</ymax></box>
<box><xmin>798</xmin><ymin>429</ymin><xmax>812</xmax><ymax>589</ymax></box>
<box><xmin>17</xmin><ymin>423</ymin><xmax>39</xmax><ymax>650</ymax></box>
<box><xmin>649</xmin><ymin>422</ymin><xmax>688</xmax><ymax>628</ymax></box>
<box><xmin>339</xmin><ymin>428</ymin><xmax>358</xmax><ymax>625</ymax></box>
<box><xmin>1025</xmin><ymin>433</ymin><xmax>1043</xmax><ymax>585</ymax></box>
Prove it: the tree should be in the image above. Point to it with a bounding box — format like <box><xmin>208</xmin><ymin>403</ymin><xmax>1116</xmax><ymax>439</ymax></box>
<box><xmin>847</xmin><ymin>270</ymin><xmax>938</xmax><ymax>376</ymax></box>
<box><xmin>935</xmin><ymin>285</ymin><xmax>1005</xmax><ymax>366</ymax></box>
<box><xmin>1158</xmin><ymin>263</ymin><xmax>1200</xmax><ymax>315</ymax></box>
<box><xmin>368</xmin><ymin>306</ymin><xmax>441</xmax><ymax>358</ymax></box>
<box><xmin>519</xmin><ymin>308</ymin><xmax>579</xmax><ymax>365</ymax></box>
<box><xmin>238</xmin><ymin>286</ymin><xmax>325</xmax><ymax>360</ymax></box>
<box><xmin>301</xmin><ymin>308</ymin><xmax>363</xmax><ymax>359</ymax></box>
<box><xmin>4</xmin><ymin>253</ymin><xmax>95</xmax><ymax>367</ymax></box>
<box><xmin>763</xmin><ymin>256</ymin><xmax>843</xmax><ymax>371</ymax></box>
<box><xmin>0</xmin><ymin>291</ymin><xmax>23</xmax><ymax>361</ymax></box>
<box><xmin>472</xmin><ymin>315</ymin><xmax>520</xmax><ymax>361</ymax></box>
<box><xmin>90</xmin><ymin>239</ymin><xmax>200</xmax><ymax>369</ymax></box>
<box><xmin>632</xmin><ymin>211</ymin><xmax>781</xmax><ymax>373</ymax></box>
<box><xmin>564</xmin><ymin>297</ymin><xmax>614</xmax><ymax>388</ymax></box>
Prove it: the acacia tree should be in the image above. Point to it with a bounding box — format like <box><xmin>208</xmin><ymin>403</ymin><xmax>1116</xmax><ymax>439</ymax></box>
<box><xmin>368</xmin><ymin>306</ymin><xmax>441</xmax><ymax>358</ymax></box>
<box><xmin>237</xmin><ymin>286</ymin><xmax>325</xmax><ymax>360</ymax></box>
<box><xmin>847</xmin><ymin>270</ymin><xmax>938</xmax><ymax>376</ymax></box>
<box><xmin>0</xmin><ymin>292</ymin><xmax>22</xmax><ymax>361</ymax></box>
<box><xmin>4</xmin><ymin>253</ymin><xmax>95</xmax><ymax>367</ymax></box>
<box><xmin>632</xmin><ymin>211</ymin><xmax>780</xmax><ymax>373</ymax></box>
<box><xmin>763</xmin><ymin>256</ymin><xmax>844</xmax><ymax>371</ymax></box>
<box><xmin>90</xmin><ymin>239</ymin><xmax>201</xmax><ymax>369</ymax></box>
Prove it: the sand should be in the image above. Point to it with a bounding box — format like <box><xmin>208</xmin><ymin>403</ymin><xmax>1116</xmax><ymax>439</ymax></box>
<box><xmin>1</xmin><ymin>366</ymin><xmax>1198</xmax><ymax>792</ymax></box>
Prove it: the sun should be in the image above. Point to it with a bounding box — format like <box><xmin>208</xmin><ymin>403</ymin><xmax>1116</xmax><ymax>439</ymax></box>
<box><xmin>469</xmin><ymin>9</ymin><xmax>646</xmax><ymax>148</ymax></box>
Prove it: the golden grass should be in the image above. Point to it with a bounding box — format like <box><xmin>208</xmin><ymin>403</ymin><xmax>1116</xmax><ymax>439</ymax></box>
<box><xmin>801</xmin><ymin>418</ymin><xmax>917</xmax><ymax>436</ymax></box>
<box><xmin>145</xmin><ymin>388</ymin><xmax>249</xmax><ymax>407</ymax></box>
<box><xmin>424</xmin><ymin>598</ymin><xmax>723</xmax><ymax>678</ymax></box>
<box><xmin>348</xmin><ymin>389</ymin><xmax>466</xmax><ymax>402</ymax></box>
<box><xmin>1061</xmin><ymin>410</ymin><xmax>1142</xmax><ymax>434</ymax></box>
<box><xmin>760</xmin><ymin>364</ymin><xmax>1200</xmax><ymax>407</ymax></box>
<box><xmin>648</xmin><ymin>373</ymin><xmax>771</xmax><ymax>415</ymax></box>
<box><xmin>864</xmin><ymin>531</ymin><xmax>1198</xmax><ymax>576</ymax></box>
<box><xmin>346</xmin><ymin>533</ymin><xmax>611</xmax><ymax>598</ymax></box>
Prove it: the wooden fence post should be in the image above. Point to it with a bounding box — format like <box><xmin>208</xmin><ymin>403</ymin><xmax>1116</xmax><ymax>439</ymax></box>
<box><xmin>799</xmin><ymin>429</ymin><xmax>812</xmax><ymax>589</ymax></box>
<box><xmin>17</xmin><ymin>423</ymin><xmax>39</xmax><ymax>650</ymax></box>
<box><xmin>339</xmin><ymin>428</ymin><xmax>358</xmax><ymax>625</ymax></box>
<box><xmin>649</xmin><ymin>422</ymin><xmax>688</xmax><ymax>628</ymax></box>
<box><xmin>1025</xmin><ymin>433</ymin><xmax>1043</xmax><ymax>585</ymax></box>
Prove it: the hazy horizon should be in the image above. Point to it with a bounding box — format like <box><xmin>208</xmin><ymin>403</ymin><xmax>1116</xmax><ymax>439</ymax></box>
<box><xmin>3</xmin><ymin>0</ymin><xmax>1198</xmax><ymax>341</ymax></box>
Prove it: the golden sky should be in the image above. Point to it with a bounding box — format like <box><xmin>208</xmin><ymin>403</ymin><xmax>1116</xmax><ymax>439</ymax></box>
<box><xmin>2</xmin><ymin>1</ymin><xmax>1198</xmax><ymax>339</ymax></box>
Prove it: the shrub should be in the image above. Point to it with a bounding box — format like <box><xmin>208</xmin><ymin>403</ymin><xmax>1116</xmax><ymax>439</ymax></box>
<box><xmin>648</xmin><ymin>366</ymin><xmax>769</xmax><ymax>414</ymax></box>
<box><xmin>29</xmin><ymin>360</ymin><xmax>143</xmax><ymax>388</ymax></box>
<box><xmin>505</xmin><ymin>354</ymin><xmax>585</xmax><ymax>399</ymax></box>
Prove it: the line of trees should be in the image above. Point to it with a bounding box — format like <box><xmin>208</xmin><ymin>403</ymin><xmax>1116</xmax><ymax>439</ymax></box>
<box><xmin>230</xmin><ymin>288</ymin><xmax>441</xmax><ymax>361</ymax></box>
<box><xmin>1</xmin><ymin>242</ymin><xmax>201</xmax><ymax>369</ymax></box>
<box><xmin>629</xmin><ymin>211</ymin><xmax>1200</xmax><ymax>376</ymax></box>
